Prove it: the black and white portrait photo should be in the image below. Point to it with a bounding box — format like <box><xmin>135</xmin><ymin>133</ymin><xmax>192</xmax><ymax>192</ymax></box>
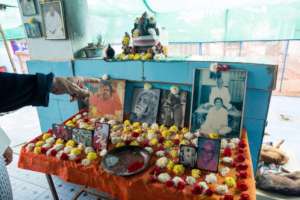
<box><xmin>41</xmin><ymin>1</ymin><xmax>66</xmax><ymax>39</ymax></box>
<box><xmin>179</xmin><ymin>145</ymin><xmax>197</xmax><ymax>168</ymax></box>
<box><xmin>158</xmin><ymin>90</ymin><xmax>187</xmax><ymax>127</ymax></box>
<box><xmin>19</xmin><ymin>0</ymin><xmax>37</xmax><ymax>16</ymax></box>
<box><xmin>130</xmin><ymin>88</ymin><xmax>160</xmax><ymax>124</ymax></box>
<box><xmin>191</xmin><ymin>69</ymin><xmax>247</xmax><ymax>138</ymax></box>
<box><xmin>24</xmin><ymin>22</ymin><xmax>42</xmax><ymax>38</ymax></box>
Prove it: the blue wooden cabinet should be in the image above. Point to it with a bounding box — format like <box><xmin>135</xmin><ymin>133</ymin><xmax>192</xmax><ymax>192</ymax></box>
<box><xmin>28</xmin><ymin>58</ymin><xmax>277</xmax><ymax>172</ymax></box>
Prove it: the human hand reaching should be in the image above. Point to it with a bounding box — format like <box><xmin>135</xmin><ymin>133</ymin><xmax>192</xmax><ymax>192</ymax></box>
<box><xmin>3</xmin><ymin>146</ymin><xmax>13</xmax><ymax>165</ymax></box>
<box><xmin>51</xmin><ymin>77</ymin><xmax>100</xmax><ymax>103</ymax></box>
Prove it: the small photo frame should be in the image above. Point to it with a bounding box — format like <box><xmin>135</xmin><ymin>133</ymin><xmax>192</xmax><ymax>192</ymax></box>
<box><xmin>179</xmin><ymin>145</ymin><xmax>197</xmax><ymax>168</ymax></box>
<box><xmin>72</xmin><ymin>128</ymin><xmax>93</xmax><ymax>147</ymax></box>
<box><xmin>197</xmin><ymin>137</ymin><xmax>221</xmax><ymax>172</ymax></box>
<box><xmin>41</xmin><ymin>1</ymin><xmax>67</xmax><ymax>40</ymax></box>
<box><xmin>19</xmin><ymin>0</ymin><xmax>37</xmax><ymax>16</ymax></box>
<box><xmin>52</xmin><ymin>124</ymin><xmax>72</xmax><ymax>141</ymax></box>
<box><xmin>24</xmin><ymin>22</ymin><xmax>42</xmax><ymax>38</ymax></box>
<box><xmin>93</xmin><ymin>122</ymin><xmax>110</xmax><ymax>151</ymax></box>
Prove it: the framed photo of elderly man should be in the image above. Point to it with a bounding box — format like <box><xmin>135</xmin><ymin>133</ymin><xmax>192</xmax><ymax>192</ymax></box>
<box><xmin>190</xmin><ymin>68</ymin><xmax>247</xmax><ymax>138</ymax></box>
<box><xmin>41</xmin><ymin>1</ymin><xmax>67</xmax><ymax>40</ymax></box>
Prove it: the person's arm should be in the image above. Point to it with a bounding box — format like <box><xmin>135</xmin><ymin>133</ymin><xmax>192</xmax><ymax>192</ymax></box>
<box><xmin>0</xmin><ymin>72</ymin><xmax>54</xmax><ymax>113</ymax></box>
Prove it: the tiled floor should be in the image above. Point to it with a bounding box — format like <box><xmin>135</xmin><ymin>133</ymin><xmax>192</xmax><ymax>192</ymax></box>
<box><xmin>0</xmin><ymin>96</ymin><xmax>299</xmax><ymax>199</ymax></box>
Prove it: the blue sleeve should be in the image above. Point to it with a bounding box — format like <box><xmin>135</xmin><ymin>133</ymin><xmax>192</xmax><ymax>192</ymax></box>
<box><xmin>0</xmin><ymin>72</ymin><xmax>54</xmax><ymax>112</ymax></box>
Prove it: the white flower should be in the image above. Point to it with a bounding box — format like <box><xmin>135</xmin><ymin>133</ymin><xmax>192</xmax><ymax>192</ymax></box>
<box><xmin>147</xmin><ymin>132</ymin><xmax>157</xmax><ymax>140</ymax></box>
<box><xmin>216</xmin><ymin>184</ymin><xmax>228</xmax><ymax>195</ymax></box>
<box><xmin>78</xmin><ymin>143</ymin><xmax>85</xmax><ymax>149</ymax></box>
<box><xmin>78</xmin><ymin>122</ymin><xmax>86</xmax><ymax>129</ymax></box>
<box><xmin>75</xmin><ymin>114</ymin><xmax>82</xmax><ymax>120</ymax></box>
<box><xmin>185</xmin><ymin>176</ymin><xmax>196</xmax><ymax>185</ymax></box>
<box><xmin>221</xmin><ymin>139</ymin><xmax>228</xmax><ymax>149</ymax></box>
<box><xmin>56</xmin><ymin>150</ymin><xmax>64</xmax><ymax>159</ymax></box>
<box><xmin>220</xmin><ymin>167</ymin><xmax>230</xmax><ymax>176</ymax></box>
<box><xmin>121</xmin><ymin>134</ymin><xmax>132</xmax><ymax>141</ymax></box>
<box><xmin>155</xmin><ymin>150</ymin><xmax>165</xmax><ymax>157</ymax></box>
<box><xmin>150</xmin><ymin>123</ymin><xmax>159</xmax><ymax>130</ymax></box>
<box><xmin>144</xmin><ymin>83</ymin><xmax>152</xmax><ymax>90</ymax></box>
<box><xmin>82</xmin><ymin>112</ymin><xmax>88</xmax><ymax>116</ymax></box>
<box><xmin>63</xmin><ymin>146</ymin><xmax>72</xmax><ymax>154</ymax></box>
<box><xmin>142</xmin><ymin>122</ymin><xmax>149</xmax><ymax>129</ymax></box>
<box><xmin>227</xmin><ymin>142</ymin><xmax>236</xmax><ymax>149</ymax></box>
<box><xmin>100</xmin><ymin>117</ymin><xmax>106</xmax><ymax>123</ymax></box>
<box><xmin>157</xmin><ymin>173</ymin><xmax>171</xmax><ymax>183</ymax></box>
<box><xmin>205</xmin><ymin>173</ymin><xmax>217</xmax><ymax>184</ymax></box>
<box><xmin>26</xmin><ymin>143</ymin><xmax>35</xmax><ymax>152</ymax></box>
<box><xmin>85</xmin><ymin>147</ymin><xmax>94</xmax><ymax>154</ymax></box>
<box><xmin>156</xmin><ymin>157</ymin><xmax>168</xmax><ymax>168</ymax></box>
<box><xmin>170</xmin><ymin>86</ymin><xmax>179</xmax><ymax>95</ymax></box>
<box><xmin>172</xmin><ymin>176</ymin><xmax>184</xmax><ymax>186</ymax></box>
<box><xmin>102</xmin><ymin>74</ymin><xmax>109</xmax><ymax>80</ymax></box>
<box><xmin>194</xmin><ymin>131</ymin><xmax>201</xmax><ymax>137</ymax></box>
<box><xmin>108</xmin><ymin>120</ymin><xmax>117</xmax><ymax>126</ymax></box>
<box><xmin>68</xmin><ymin>154</ymin><xmax>77</xmax><ymax>161</ymax></box>
<box><xmin>222</xmin><ymin>157</ymin><xmax>233</xmax><ymax>164</ymax></box>
<box><xmin>42</xmin><ymin>143</ymin><xmax>52</xmax><ymax>148</ymax></box>
<box><xmin>46</xmin><ymin>148</ymin><xmax>54</xmax><ymax>156</ymax></box>
<box><xmin>144</xmin><ymin>147</ymin><xmax>153</xmax><ymax>154</ymax></box>
<box><xmin>53</xmin><ymin>144</ymin><xmax>64</xmax><ymax>151</ymax></box>
<box><xmin>45</xmin><ymin>137</ymin><xmax>55</xmax><ymax>145</ymax></box>
<box><xmin>184</xmin><ymin>132</ymin><xmax>194</xmax><ymax>140</ymax></box>
<box><xmin>198</xmin><ymin>181</ymin><xmax>208</xmax><ymax>190</ymax></box>
<box><xmin>191</xmin><ymin>138</ymin><xmax>198</xmax><ymax>147</ymax></box>
<box><xmin>99</xmin><ymin>149</ymin><xmax>107</xmax><ymax>157</ymax></box>
<box><xmin>231</xmin><ymin>138</ymin><xmax>240</xmax><ymax>145</ymax></box>
<box><xmin>137</xmin><ymin>136</ymin><xmax>144</xmax><ymax>143</ymax></box>
<box><xmin>81</xmin><ymin>158</ymin><xmax>91</xmax><ymax>166</ymax></box>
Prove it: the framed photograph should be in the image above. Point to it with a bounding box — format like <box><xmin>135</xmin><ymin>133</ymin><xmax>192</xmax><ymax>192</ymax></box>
<box><xmin>72</xmin><ymin>128</ymin><xmax>93</xmax><ymax>147</ymax></box>
<box><xmin>190</xmin><ymin>68</ymin><xmax>247</xmax><ymax>138</ymax></box>
<box><xmin>19</xmin><ymin>0</ymin><xmax>37</xmax><ymax>16</ymax></box>
<box><xmin>24</xmin><ymin>22</ymin><xmax>42</xmax><ymax>38</ymax></box>
<box><xmin>41</xmin><ymin>1</ymin><xmax>67</xmax><ymax>39</ymax></box>
<box><xmin>93</xmin><ymin>123</ymin><xmax>110</xmax><ymax>151</ymax></box>
<box><xmin>88</xmin><ymin>80</ymin><xmax>126</xmax><ymax>121</ymax></box>
<box><xmin>197</xmin><ymin>137</ymin><xmax>221</xmax><ymax>172</ymax></box>
<box><xmin>158</xmin><ymin>90</ymin><xmax>187</xmax><ymax>127</ymax></box>
<box><xmin>129</xmin><ymin>88</ymin><xmax>160</xmax><ymax>124</ymax></box>
<box><xmin>52</xmin><ymin>124</ymin><xmax>72</xmax><ymax>141</ymax></box>
<box><xmin>179</xmin><ymin>145</ymin><xmax>197</xmax><ymax>168</ymax></box>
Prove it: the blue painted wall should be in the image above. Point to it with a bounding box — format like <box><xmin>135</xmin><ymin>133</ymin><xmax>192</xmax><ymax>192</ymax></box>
<box><xmin>27</xmin><ymin>59</ymin><xmax>276</xmax><ymax>172</ymax></box>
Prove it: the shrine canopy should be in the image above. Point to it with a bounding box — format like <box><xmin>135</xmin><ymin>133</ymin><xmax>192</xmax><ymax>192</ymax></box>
<box><xmin>87</xmin><ymin>0</ymin><xmax>300</xmax><ymax>43</ymax></box>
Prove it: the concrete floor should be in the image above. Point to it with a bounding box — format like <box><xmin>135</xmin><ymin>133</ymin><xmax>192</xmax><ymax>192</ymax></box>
<box><xmin>0</xmin><ymin>95</ymin><xmax>299</xmax><ymax>200</ymax></box>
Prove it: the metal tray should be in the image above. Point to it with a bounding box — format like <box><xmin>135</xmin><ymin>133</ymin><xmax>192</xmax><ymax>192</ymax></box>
<box><xmin>101</xmin><ymin>145</ymin><xmax>151</xmax><ymax>176</ymax></box>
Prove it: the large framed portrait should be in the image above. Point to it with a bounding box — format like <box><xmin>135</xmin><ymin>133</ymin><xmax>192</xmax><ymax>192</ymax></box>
<box><xmin>190</xmin><ymin>68</ymin><xmax>247</xmax><ymax>138</ymax></box>
<box><xmin>88</xmin><ymin>80</ymin><xmax>126</xmax><ymax>121</ymax></box>
<box><xmin>40</xmin><ymin>1</ymin><xmax>67</xmax><ymax>40</ymax></box>
<box><xmin>158</xmin><ymin>90</ymin><xmax>187</xmax><ymax>127</ymax></box>
<box><xmin>129</xmin><ymin>88</ymin><xmax>160</xmax><ymax>124</ymax></box>
<box><xmin>197</xmin><ymin>137</ymin><xmax>221</xmax><ymax>172</ymax></box>
<box><xmin>19</xmin><ymin>0</ymin><xmax>37</xmax><ymax>16</ymax></box>
<box><xmin>24</xmin><ymin>22</ymin><xmax>42</xmax><ymax>38</ymax></box>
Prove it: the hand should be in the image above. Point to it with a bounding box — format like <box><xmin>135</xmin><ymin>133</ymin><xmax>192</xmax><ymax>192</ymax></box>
<box><xmin>51</xmin><ymin>77</ymin><xmax>100</xmax><ymax>102</ymax></box>
<box><xmin>3</xmin><ymin>147</ymin><xmax>13</xmax><ymax>165</ymax></box>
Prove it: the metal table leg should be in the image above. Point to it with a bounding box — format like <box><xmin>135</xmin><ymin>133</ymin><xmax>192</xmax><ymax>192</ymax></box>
<box><xmin>45</xmin><ymin>174</ymin><xmax>59</xmax><ymax>200</ymax></box>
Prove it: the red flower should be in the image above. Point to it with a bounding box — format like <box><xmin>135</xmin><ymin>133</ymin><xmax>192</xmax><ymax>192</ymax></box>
<box><xmin>149</xmin><ymin>175</ymin><xmax>157</xmax><ymax>183</ymax></box>
<box><xmin>238</xmin><ymin>148</ymin><xmax>244</xmax><ymax>154</ymax></box>
<box><xmin>157</xmin><ymin>145</ymin><xmax>165</xmax><ymax>151</ymax></box>
<box><xmin>128</xmin><ymin>161</ymin><xmax>144</xmax><ymax>173</ymax></box>
<box><xmin>158</xmin><ymin>137</ymin><xmax>165</xmax><ymax>144</ymax></box>
<box><xmin>236</xmin><ymin>163</ymin><xmax>248</xmax><ymax>171</ymax></box>
<box><xmin>50</xmin><ymin>149</ymin><xmax>57</xmax><ymax>156</ymax></box>
<box><xmin>151</xmin><ymin>166</ymin><xmax>162</xmax><ymax>175</ymax></box>
<box><xmin>61</xmin><ymin>153</ymin><xmax>69</xmax><ymax>160</ymax></box>
<box><xmin>239</xmin><ymin>193</ymin><xmax>250</xmax><ymax>200</ymax></box>
<box><xmin>166</xmin><ymin>180</ymin><xmax>174</xmax><ymax>187</ymax></box>
<box><xmin>173</xmin><ymin>139</ymin><xmax>180</xmax><ymax>145</ymax></box>
<box><xmin>132</xmin><ymin>132</ymin><xmax>139</xmax><ymax>138</ymax></box>
<box><xmin>142</xmin><ymin>140</ymin><xmax>149</xmax><ymax>147</ymax></box>
<box><xmin>205</xmin><ymin>188</ymin><xmax>213</xmax><ymax>196</ymax></box>
<box><xmin>238</xmin><ymin>140</ymin><xmax>246</xmax><ymax>149</ymax></box>
<box><xmin>223</xmin><ymin>147</ymin><xmax>232</xmax><ymax>157</ymax></box>
<box><xmin>237</xmin><ymin>171</ymin><xmax>248</xmax><ymax>179</ymax></box>
<box><xmin>125</xmin><ymin>140</ymin><xmax>132</xmax><ymax>145</ymax></box>
<box><xmin>235</xmin><ymin>154</ymin><xmax>246</xmax><ymax>162</ymax></box>
<box><xmin>237</xmin><ymin>181</ymin><xmax>248</xmax><ymax>192</ymax></box>
<box><xmin>192</xmin><ymin>185</ymin><xmax>203</xmax><ymax>195</ymax></box>
<box><xmin>223</xmin><ymin>194</ymin><xmax>234</xmax><ymax>200</ymax></box>
<box><xmin>41</xmin><ymin>147</ymin><xmax>49</xmax><ymax>154</ymax></box>
<box><xmin>176</xmin><ymin>181</ymin><xmax>185</xmax><ymax>190</ymax></box>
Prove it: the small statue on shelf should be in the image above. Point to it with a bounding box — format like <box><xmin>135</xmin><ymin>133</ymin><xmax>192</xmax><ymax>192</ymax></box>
<box><xmin>138</xmin><ymin>12</ymin><xmax>150</xmax><ymax>35</ymax></box>
<box><xmin>105</xmin><ymin>44</ymin><xmax>115</xmax><ymax>60</ymax></box>
<box><xmin>122</xmin><ymin>32</ymin><xmax>130</xmax><ymax>46</ymax></box>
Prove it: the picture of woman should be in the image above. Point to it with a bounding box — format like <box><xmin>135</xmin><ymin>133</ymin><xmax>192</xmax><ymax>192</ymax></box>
<box><xmin>197</xmin><ymin>138</ymin><xmax>221</xmax><ymax>172</ymax></box>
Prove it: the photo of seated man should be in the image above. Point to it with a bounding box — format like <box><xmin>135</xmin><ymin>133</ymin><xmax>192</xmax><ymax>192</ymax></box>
<box><xmin>191</xmin><ymin>69</ymin><xmax>247</xmax><ymax>137</ymax></box>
